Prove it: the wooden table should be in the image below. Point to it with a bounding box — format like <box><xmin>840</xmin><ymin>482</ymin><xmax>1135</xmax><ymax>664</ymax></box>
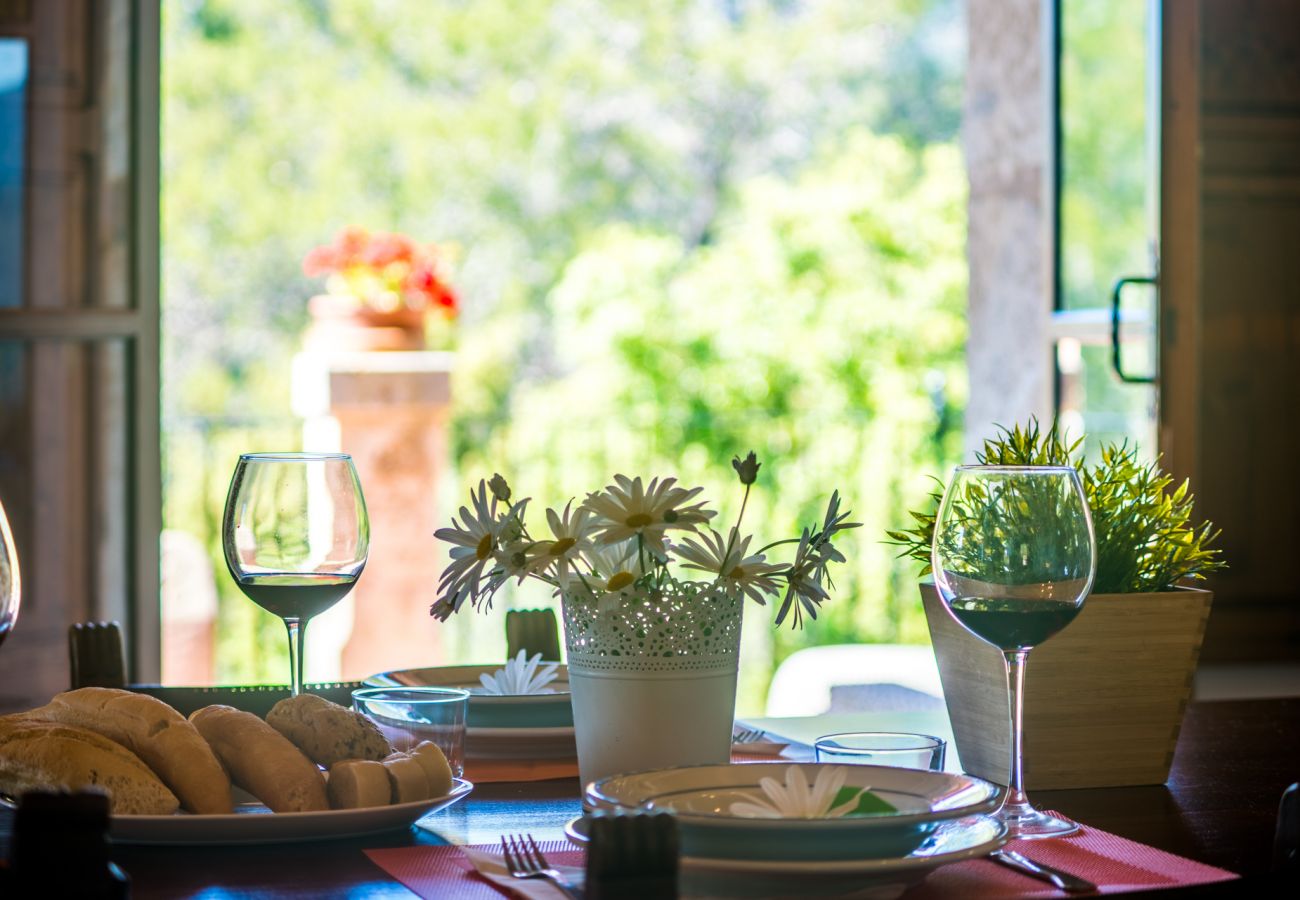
<box><xmin>2</xmin><ymin>699</ymin><xmax>1296</xmax><ymax>897</ymax></box>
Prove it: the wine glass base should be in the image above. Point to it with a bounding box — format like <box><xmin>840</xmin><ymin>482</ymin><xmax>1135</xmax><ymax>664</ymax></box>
<box><xmin>997</xmin><ymin>805</ymin><xmax>1080</xmax><ymax>840</ymax></box>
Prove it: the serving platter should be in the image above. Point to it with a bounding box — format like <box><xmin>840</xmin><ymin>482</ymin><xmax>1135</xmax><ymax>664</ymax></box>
<box><xmin>585</xmin><ymin>763</ymin><xmax>999</xmax><ymax>862</ymax></box>
<box><xmin>106</xmin><ymin>779</ymin><xmax>473</xmax><ymax>845</ymax></box>
<box><xmin>364</xmin><ymin>664</ymin><xmax>573</xmax><ymax>729</ymax></box>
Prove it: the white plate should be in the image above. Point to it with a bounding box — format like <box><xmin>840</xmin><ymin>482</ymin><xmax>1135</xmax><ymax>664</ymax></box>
<box><xmin>108</xmin><ymin>779</ymin><xmax>473</xmax><ymax>845</ymax></box>
<box><xmin>467</xmin><ymin>725</ymin><xmax>577</xmax><ymax>760</ymax></box>
<box><xmin>565</xmin><ymin>813</ymin><xmax>1008</xmax><ymax>875</ymax></box>
<box><xmin>365</xmin><ymin>665</ymin><xmax>572</xmax><ymax>729</ymax></box>
<box><xmin>585</xmin><ymin>763</ymin><xmax>999</xmax><ymax>863</ymax></box>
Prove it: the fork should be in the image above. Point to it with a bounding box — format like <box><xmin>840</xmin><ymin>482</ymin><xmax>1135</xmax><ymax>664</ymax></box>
<box><xmin>500</xmin><ymin>833</ymin><xmax>582</xmax><ymax>899</ymax></box>
<box><xmin>732</xmin><ymin>726</ymin><xmax>766</xmax><ymax>744</ymax></box>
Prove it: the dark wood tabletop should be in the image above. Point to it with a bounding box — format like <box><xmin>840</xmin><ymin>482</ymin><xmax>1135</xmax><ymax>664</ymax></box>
<box><xmin>2</xmin><ymin>698</ymin><xmax>1296</xmax><ymax>898</ymax></box>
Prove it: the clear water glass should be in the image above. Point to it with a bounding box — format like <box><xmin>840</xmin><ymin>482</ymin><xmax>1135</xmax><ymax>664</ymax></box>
<box><xmin>814</xmin><ymin>732</ymin><xmax>946</xmax><ymax>771</ymax></box>
<box><xmin>353</xmin><ymin>687</ymin><xmax>469</xmax><ymax>778</ymax></box>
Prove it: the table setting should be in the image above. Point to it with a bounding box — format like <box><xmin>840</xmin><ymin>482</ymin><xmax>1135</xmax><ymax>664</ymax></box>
<box><xmin>1</xmin><ymin>438</ymin><xmax>1294</xmax><ymax>897</ymax></box>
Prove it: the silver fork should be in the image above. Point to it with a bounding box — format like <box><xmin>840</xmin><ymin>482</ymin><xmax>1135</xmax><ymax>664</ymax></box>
<box><xmin>732</xmin><ymin>726</ymin><xmax>766</xmax><ymax>744</ymax></box>
<box><xmin>500</xmin><ymin>833</ymin><xmax>582</xmax><ymax>899</ymax></box>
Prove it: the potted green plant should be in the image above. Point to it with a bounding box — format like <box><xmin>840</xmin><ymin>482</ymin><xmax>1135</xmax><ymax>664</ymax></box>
<box><xmin>888</xmin><ymin>421</ymin><xmax>1226</xmax><ymax>789</ymax></box>
<box><xmin>431</xmin><ymin>454</ymin><xmax>857</xmax><ymax>786</ymax></box>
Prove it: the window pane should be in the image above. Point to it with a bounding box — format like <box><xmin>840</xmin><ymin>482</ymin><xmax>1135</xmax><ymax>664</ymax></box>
<box><xmin>0</xmin><ymin>338</ymin><xmax>133</xmax><ymax>710</ymax></box>
<box><xmin>1056</xmin><ymin>0</ymin><xmax>1157</xmax><ymax>457</ymax></box>
<box><xmin>0</xmin><ymin>38</ymin><xmax>27</xmax><ymax>309</ymax></box>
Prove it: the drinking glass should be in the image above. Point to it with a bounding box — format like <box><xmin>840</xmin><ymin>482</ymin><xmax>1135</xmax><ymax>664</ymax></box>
<box><xmin>0</xmin><ymin>495</ymin><xmax>21</xmax><ymax>651</ymax></box>
<box><xmin>222</xmin><ymin>453</ymin><xmax>368</xmax><ymax>696</ymax></box>
<box><xmin>931</xmin><ymin>465</ymin><xmax>1095</xmax><ymax>838</ymax></box>
<box><xmin>814</xmin><ymin>732</ymin><xmax>946</xmax><ymax>771</ymax></box>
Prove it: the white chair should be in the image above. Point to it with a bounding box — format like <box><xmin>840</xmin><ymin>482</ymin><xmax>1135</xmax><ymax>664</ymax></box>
<box><xmin>765</xmin><ymin>644</ymin><xmax>945</xmax><ymax>717</ymax></box>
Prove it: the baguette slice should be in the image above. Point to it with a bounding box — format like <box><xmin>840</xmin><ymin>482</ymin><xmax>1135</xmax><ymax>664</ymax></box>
<box><xmin>190</xmin><ymin>705</ymin><xmax>328</xmax><ymax>813</ymax></box>
<box><xmin>327</xmin><ymin>759</ymin><xmax>391</xmax><ymax>810</ymax></box>
<box><xmin>25</xmin><ymin>687</ymin><xmax>232</xmax><ymax>814</ymax></box>
<box><xmin>381</xmin><ymin>753</ymin><xmax>431</xmax><ymax>803</ymax></box>
<box><xmin>0</xmin><ymin>718</ymin><xmax>179</xmax><ymax>815</ymax></box>
<box><xmin>409</xmin><ymin>741</ymin><xmax>453</xmax><ymax>798</ymax></box>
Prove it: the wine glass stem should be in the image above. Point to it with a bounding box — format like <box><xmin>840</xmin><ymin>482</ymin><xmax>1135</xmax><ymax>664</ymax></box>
<box><xmin>285</xmin><ymin>617</ymin><xmax>307</xmax><ymax>697</ymax></box>
<box><xmin>1002</xmin><ymin>648</ymin><xmax>1033</xmax><ymax>815</ymax></box>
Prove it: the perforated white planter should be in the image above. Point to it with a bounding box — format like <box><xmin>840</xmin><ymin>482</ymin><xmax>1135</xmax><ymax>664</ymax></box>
<box><xmin>562</xmin><ymin>587</ymin><xmax>743</xmax><ymax>789</ymax></box>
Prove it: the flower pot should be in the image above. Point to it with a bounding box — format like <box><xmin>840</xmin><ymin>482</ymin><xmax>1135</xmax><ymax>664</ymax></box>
<box><xmin>920</xmin><ymin>582</ymin><xmax>1213</xmax><ymax>790</ymax></box>
<box><xmin>561</xmin><ymin>588</ymin><xmax>743</xmax><ymax>789</ymax></box>
<box><xmin>305</xmin><ymin>294</ymin><xmax>426</xmax><ymax>352</ymax></box>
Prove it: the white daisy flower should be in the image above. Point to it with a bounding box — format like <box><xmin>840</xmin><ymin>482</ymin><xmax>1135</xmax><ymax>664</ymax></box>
<box><xmin>535</xmin><ymin>502</ymin><xmax>597</xmax><ymax>585</ymax></box>
<box><xmin>578</xmin><ymin>541</ymin><xmax>649</xmax><ymax>612</ymax></box>
<box><xmin>675</xmin><ymin>528</ymin><xmax>783</xmax><ymax>605</ymax></box>
<box><xmin>433</xmin><ymin>481</ymin><xmax>502</xmax><ymax>617</ymax></box>
<box><xmin>729</xmin><ymin>766</ymin><xmax>865</xmax><ymax>819</ymax></box>
<box><xmin>582</xmin><ymin>475</ymin><xmax>714</xmax><ymax>558</ymax></box>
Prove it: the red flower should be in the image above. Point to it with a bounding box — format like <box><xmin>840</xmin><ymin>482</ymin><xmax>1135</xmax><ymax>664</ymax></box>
<box><xmin>302</xmin><ymin>244</ymin><xmax>339</xmax><ymax>277</ymax></box>
<box><xmin>361</xmin><ymin>232</ymin><xmax>416</xmax><ymax>268</ymax></box>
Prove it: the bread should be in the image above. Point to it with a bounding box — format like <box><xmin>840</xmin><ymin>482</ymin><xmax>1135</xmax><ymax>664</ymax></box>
<box><xmin>381</xmin><ymin>753</ymin><xmax>430</xmax><ymax>803</ymax></box>
<box><xmin>23</xmin><ymin>687</ymin><xmax>232</xmax><ymax>814</ymax></box>
<box><xmin>409</xmin><ymin>741</ymin><xmax>453</xmax><ymax>797</ymax></box>
<box><xmin>189</xmin><ymin>705</ymin><xmax>327</xmax><ymax>813</ymax></box>
<box><xmin>326</xmin><ymin>759</ymin><xmax>391</xmax><ymax>810</ymax></box>
<box><xmin>0</xmin><ymin>718</ymin><xmax>179</xmax><ymax>815</ymax></box>
<box><xmin>266</xmin><ymin>693</ymin><xmax>390</xmax><ymax>766</ymax></box>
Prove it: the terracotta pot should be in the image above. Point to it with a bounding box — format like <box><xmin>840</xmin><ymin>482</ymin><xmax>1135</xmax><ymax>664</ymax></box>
<box><xmin>305</xmin><ymin>294</ymin><xmax>426</xmax><ymax>352</ymax></box>
<box><xmin>920</xmin><ymin>581</ymin><xmax>1212</xmax><ymax>790</ymax></box>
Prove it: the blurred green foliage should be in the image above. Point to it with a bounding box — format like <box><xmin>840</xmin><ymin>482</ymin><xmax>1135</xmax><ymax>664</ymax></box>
<box><xmin>161</xmin><ymin>0</ymin><xmax>967</xmax><ymax>704</ymax></box>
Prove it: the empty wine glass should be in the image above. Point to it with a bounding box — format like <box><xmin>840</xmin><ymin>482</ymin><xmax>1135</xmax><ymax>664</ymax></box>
<box><xmin>0</xmin><ymin>494</ymin><xmax>20</xmax><ymax>651</ymax></box>
<box><xmin>222</xmin><ymin>453</ymin><xmax>368</xmax><ymax>696</ymax></box>
<box><xmin>931</xmin><ymin>465</ymin><xmax>1096</xmax><ymax>838</ymax></box>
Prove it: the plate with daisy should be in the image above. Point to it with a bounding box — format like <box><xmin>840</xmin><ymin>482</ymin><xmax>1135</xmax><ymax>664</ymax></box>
<box><xmin>583</xmin><ymin>762</ymin><xmax>1000</xmax><ymax>863</ymax></box>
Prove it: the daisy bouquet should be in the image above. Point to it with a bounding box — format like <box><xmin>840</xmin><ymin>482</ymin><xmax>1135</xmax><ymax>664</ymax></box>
<box><xmin>430</xmin><ymin>452</ymin><xmax>859</xmax><ymax>628</ymax></box>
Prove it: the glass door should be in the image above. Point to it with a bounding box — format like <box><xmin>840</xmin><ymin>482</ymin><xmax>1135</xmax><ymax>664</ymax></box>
<box><xmin>1053</xmin><ymin>0</ymin><xmax>1160</xmax><ymax>459</ymax></box>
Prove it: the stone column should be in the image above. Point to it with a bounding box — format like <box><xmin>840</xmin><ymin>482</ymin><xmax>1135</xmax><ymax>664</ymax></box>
<box><xmin>963</xmin><ymin>0</ymin><xmax>1055</xmax><ymax>455</ymax></box>
<box><xmin>292</xmin><ymin>351</ymin><xmax>452</xmax><ymax>681</ymax></box>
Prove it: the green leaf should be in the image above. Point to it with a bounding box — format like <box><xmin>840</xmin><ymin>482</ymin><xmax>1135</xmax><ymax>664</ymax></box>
<box><xmin>832</xmin><ymin>786</ymin><xmax>897</xmax><ymax>816</ymax></box>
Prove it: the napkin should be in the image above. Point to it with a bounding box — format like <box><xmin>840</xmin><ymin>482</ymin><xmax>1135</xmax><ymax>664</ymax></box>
<box><xmin>366</xmin><ymin>841</ymin><xmax>585</xmax><ymax>900</ymax></box>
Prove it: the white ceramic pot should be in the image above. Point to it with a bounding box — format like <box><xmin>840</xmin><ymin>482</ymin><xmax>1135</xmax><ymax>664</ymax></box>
<box><xmin>561</xmin><ymin>586</ymin><xmax>743</xmax><ymax>789</ymax></box>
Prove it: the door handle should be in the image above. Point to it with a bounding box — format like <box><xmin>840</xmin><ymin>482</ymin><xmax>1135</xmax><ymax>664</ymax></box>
<box><xmin>1110</xmin><ymin>275</ymin><xmax>1157</xmax><ymax>384</ymax></box>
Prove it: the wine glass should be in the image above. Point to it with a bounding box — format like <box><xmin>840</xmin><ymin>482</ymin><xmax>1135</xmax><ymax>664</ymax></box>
<box><xmin>222</xmin><ymin>453</ymin><xmax>369</xmax><ymax>696</ymax></box>
<box><xmin>0</xmin><ymin>494</ymin><xmax>21</xmax><ymax>651</ymax></box>
<box><xmin>931</xmin><ymin>465</ymin><xmax>1096</xmax><ymax>838</ymax></box>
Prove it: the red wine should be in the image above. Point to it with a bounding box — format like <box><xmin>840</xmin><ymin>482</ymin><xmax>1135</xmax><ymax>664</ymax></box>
<box><xmin>947</xmin><ymin>597</ymin><xmax>1081</xmax><ymax>651</ymax></box>
<box><xmin>235</xmin><ymin>572</ymin><xmax>358</xmax><ymax>620</ymax></box>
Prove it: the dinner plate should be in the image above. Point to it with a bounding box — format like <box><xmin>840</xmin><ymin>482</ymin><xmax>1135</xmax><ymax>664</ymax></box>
<box><xmin>564</xmin><ymin>812</ymin><xmax>1008</xmax><ymax>876</ymax></box>
<box><xmin>107</xmin><ymin>778</ymin><xmax>473</xmax><ymax>845</ymax></box>
<box><xmin>466</xmin><ymin>725</ymin><xmax>577</xmax><ymax>760</ymax></box>
<box><xmin>365</xmin><ymin>664</ymin><xmax>573</xmax><ymax>729</ymax></box>
<box><xmin>585</xmin><ymin>763</ymin><xmax>999</xmax><ymax>862</ymax></box>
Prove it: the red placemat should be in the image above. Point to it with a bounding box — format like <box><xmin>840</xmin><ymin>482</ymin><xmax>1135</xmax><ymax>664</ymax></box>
<box><xmin>367</xmin><ymin>818</ymin><xmax>1237</xmax><ymax>899</ymax></box>
<box><xmin>903</xmin><ymin>815</ymin><xmax>1238</xmax><ymax>897</ymax></box>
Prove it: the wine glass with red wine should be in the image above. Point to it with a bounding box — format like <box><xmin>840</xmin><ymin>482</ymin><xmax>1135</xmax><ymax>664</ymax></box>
<box><xmin>932</xmin><ymin>465</ymin><xmax>1095</xmax><ymax>839</ymax></box>
<box><xmin>222</xmin><ymin>453</ymin><xmax>369</xmax><ymax>696</ymax></box>
<box><xmin>0</xmin><ymin>495</ymin><xmax>20</xmax><ymax>651</ymax></box>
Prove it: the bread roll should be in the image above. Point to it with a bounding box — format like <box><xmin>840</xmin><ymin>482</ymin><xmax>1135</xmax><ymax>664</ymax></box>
<box><xmin>409</xmin><ymin>741</ymin><xmax>453</xmax><ymax>797</ymax></box>
<box><xmin>327</xmin><ymin>759</ymin><xmax>391</xmax><ymax>810</ymax></box>
<box><xmin>24</xmin><ymin>687</ymin><xmax>232</xmax><ymax>814</ymax></box>
<box><xmin>0</xmin><ymin>718</ymin><xmax>178</xmax><ymax>815</ymax></box>
<box><xmin>267</xmin><ymin>693</ymin><xmax>391</xmax><ymax>766</ymax></box>
<box><xmin>189</xmin><ymin>705</ymin><xmax>327</xmax><ymax>813</ymax></box>
<box><xmin>381</xmin><ymin>754</ymin><xmax>430</xmax><ymax>803</ymax></box>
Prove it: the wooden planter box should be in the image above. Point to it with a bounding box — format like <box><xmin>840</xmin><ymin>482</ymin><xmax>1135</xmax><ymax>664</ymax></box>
<box><xmin>920</xmin><ymin>582</ymin><xmax>1213</xmax><ymax>790</ymax></box>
